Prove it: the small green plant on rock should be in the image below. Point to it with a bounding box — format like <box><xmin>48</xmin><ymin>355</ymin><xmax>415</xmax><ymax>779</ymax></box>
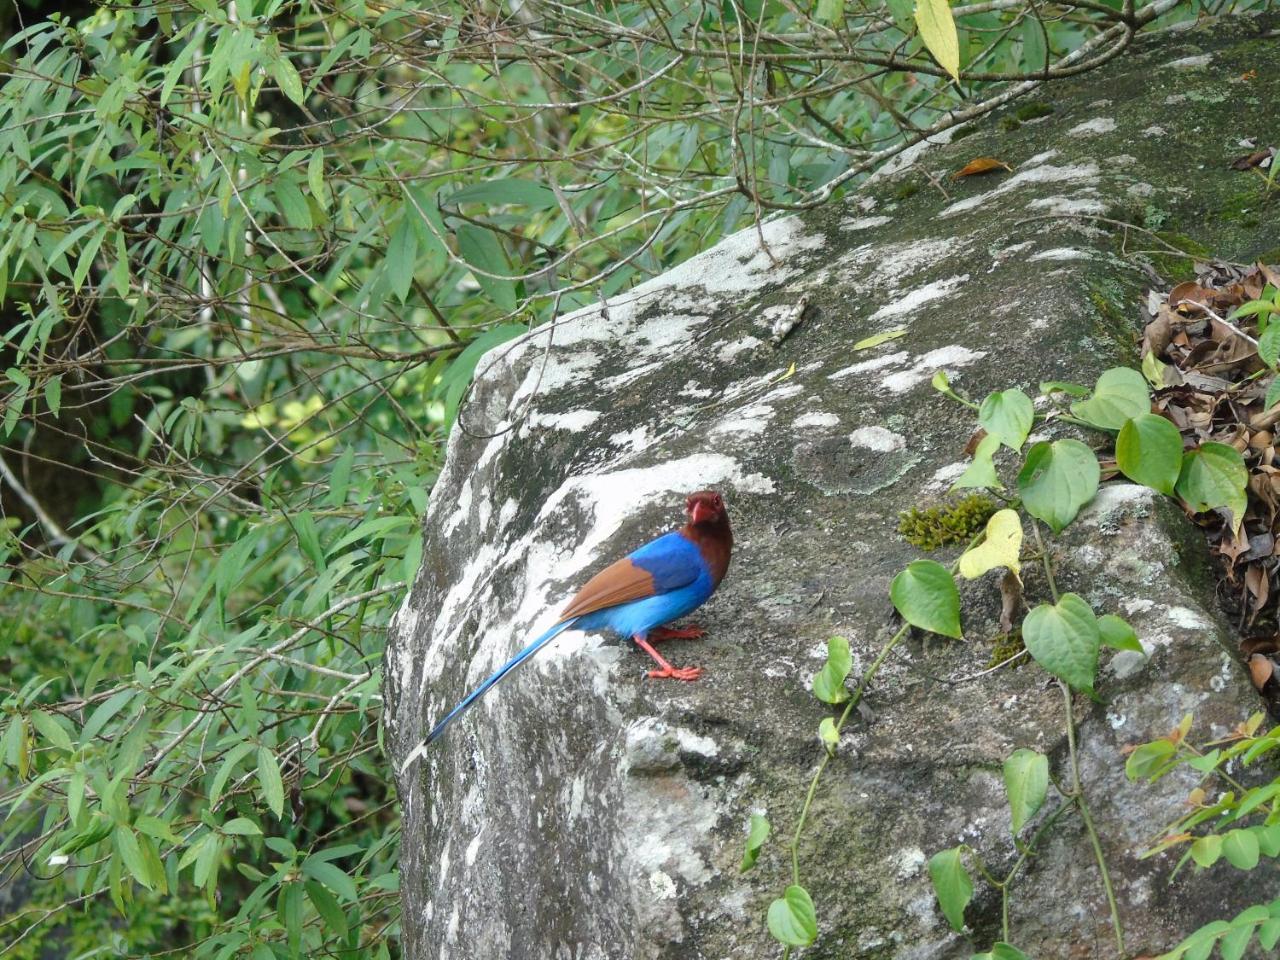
<box><xmin>899</xmin><ymin>494</ymin><xmax>998</xmax><ymax>550</ymax></box>
<box><xmin>741</xmin><ymin>361</ymin><xmax>1250</xmax><ymax>957</ymax></box>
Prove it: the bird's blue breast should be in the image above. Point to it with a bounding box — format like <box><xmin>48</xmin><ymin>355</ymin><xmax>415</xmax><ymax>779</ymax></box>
<box><xmin>573</xmin><ymin>531</ymin><xmax>715</xmax><ymax>638</ymax></box>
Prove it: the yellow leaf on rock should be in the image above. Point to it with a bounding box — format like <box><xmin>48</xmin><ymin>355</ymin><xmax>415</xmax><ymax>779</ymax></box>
<box><xmin>958</xmin><ymin>509</ymin><xmax>1022</xmax><ymax>579</ymax></box>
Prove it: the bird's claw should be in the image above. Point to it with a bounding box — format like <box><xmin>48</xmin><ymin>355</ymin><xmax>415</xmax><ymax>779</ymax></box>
<box><xmin>648</xmin><ymin>665</ymin><xmax>703</xmax><ymax>681</ymax></box>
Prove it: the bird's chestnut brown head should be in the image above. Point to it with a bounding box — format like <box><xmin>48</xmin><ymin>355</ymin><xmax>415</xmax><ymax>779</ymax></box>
<box><xmin>686</xmin><ymin>490</ymin><xmax>728</xmax><ymax>527</ymax></box>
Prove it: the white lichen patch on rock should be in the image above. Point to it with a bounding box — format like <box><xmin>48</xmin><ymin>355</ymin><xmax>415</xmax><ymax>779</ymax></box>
<box><xmin>841</xmin><ymin>214</ymin><xmax>894</xmax><ymax>231</ymax></box>
<box><xmin>1026</xmin><ymin>195</ymin><xmax>1107</xmax><ymax>217</ymax></box>
<box><xmin>940</xmin><ymin>159</ymin><xmax>1101</xmax><ymax>219</ymax></box>
<box><xmin>881</xmin><ymin>346</ymin><xmax>986</xmax><ymax>393</ymax></box>
<box><xmin>1029</xmin><ymin>247</ymin><xmax>1096</xmax><ymax>262</ymax></box>
<box><xmin>525</xmin><ymin>409</ymin><xmax>602</xmax><ymax>432</ymax></box>
<box><xmin>718</xmin><ymin>335</ymin><xmax>763</xmax><ymax>361</ymax></box>
<box><xmin>849</xmin><ymin>426</ymin><xmax>907</xmax><ymax>452</ymax></box>
<box><xmin>1068</xmin><ymin>117</ymin><xmax>1117</xmax><ymax>137</ymax></box>
<box><xmin>867</xmin><ymin>274</ymin><xmax>970</xmax><ymax>324</ymax></box>
<box><xmin>793</xmin><ymin>411</ymin><xmax>841</xmax><ymax>429</ymax></box>
<box><xmin>1166</xmin><ymin>53</ymin><xmax>1212</xmax><ymax>70</ymax></box>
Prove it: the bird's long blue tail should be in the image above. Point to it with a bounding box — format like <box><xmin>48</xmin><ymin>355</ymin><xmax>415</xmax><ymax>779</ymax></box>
<box><xmin>398</xmin><ymin>618</ymin><xmax>574</xmax><ymax>774</ymax></box>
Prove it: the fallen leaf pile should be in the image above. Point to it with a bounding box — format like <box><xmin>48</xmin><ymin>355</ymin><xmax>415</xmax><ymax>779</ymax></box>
<box><xmin>1140</xmin><ymin>263</ymin><xmax>1280</xmax><ymax>654</ymax></box>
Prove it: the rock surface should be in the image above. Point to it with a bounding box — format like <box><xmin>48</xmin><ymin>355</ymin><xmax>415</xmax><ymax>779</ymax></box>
<box><xmin>386</xmin><ymin>15</ymin><xmax>1280</xmax><ymax>960</ymax></box>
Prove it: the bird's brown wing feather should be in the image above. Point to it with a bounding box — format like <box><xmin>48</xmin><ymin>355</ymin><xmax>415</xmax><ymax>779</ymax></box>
<box><xmin>559</xmin><ymin>558</ymin><xmax>656</xmax><ymax>622</ymax></box>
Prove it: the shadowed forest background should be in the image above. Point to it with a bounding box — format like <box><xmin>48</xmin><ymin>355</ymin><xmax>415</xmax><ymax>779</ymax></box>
<box><xmin>0</xmin><ymin>0</ymin><xmax>1265</xmax><ymax>956</ymax></box>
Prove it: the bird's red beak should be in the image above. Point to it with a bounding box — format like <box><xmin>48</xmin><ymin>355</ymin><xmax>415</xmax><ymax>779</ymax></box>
<box><xmin>690</xmin><ymin>502</ymin><xmax>715</xmax><ymax>525</ymax></box>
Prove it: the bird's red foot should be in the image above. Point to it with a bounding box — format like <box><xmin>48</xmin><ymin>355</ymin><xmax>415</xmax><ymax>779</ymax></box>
<box><xmin>650</xmin><ymin>624</ymin><xmax>706</xmax><ymax>641</ymax></box>
<box><xmin>648</xmin><ymin>665</ymin><xmax>703</xmax><ymax>681</ymax></box>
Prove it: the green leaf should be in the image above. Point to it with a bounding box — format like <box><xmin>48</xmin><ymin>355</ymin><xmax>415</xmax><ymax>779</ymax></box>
<box><xmin>274</xmin><ymin>178</ymin><xmax>312</xmax><ymax>230</ymax></box>
<box><xmin>928</xmin><ymin>847</ymin><xmax>972</xmax><ymax>931</ymax></box>
<box><xmin>978</xmin><ymin>389</ymin><xmax>1033</xmax><ymax>450</ymax></box>
<box><xmin>818</xmin><ymin>717</ymin><xmax>839</xmax><ymax>749</ymax></box>
<box><xmin>958</xmin><ymin>509</ymin><xmax>1022</xmax><ymax>579</ymax></box>
<box><xmin>271</xmin><ymin>54</ymin><xmax>305</xmax><ymax>106</ymax></box>
<box><xmin>114</xmin><ymin>826</ymin><xmax>154</xmax><ymax>890</ymax></box>
<box><xmin>1124</xmin><ymin>739</ymin><xmax>1177</xmax><ymax>781</ymax></box>
<box><xmin>1223</xmin><ymin>828</ymin><xmax>1260</xmax><ymax>870</ymax></box>
<box><xmin>891</xmin><ymin>560</ymin><xmax>962</xmax><ymax>639</ymax></box>
<box><xmin>1116</xmin><ymin>414</ymin><xmax>1183</xmax><ymax>495</ymax></box>
<box><xmin>1098</xmin><ymin>614</ymin><xmax>1143</xmax><ymax>653</ymax></box>
<box><xmin>1141</xmin><ymin>349</ymin><xmax>1170</xmax><ymax>388</ymax></box>
<box><xmin>812</xmin><ymin>636</ymin><xmax>852</xmax><ymax>703</ymax></box>
<box><xmin>1261</xmin><ymin>322</ymin><xmax>1280</xmax><ymax>369</ymax></box>
<box><xmin>1003</xmin><ymin>748</ymin><xmax>1048</xmax><ymax>835</ymax></box>
<box><xmin>306</xmin><ymin>880</ymin><xmax>350</xmax><ymax>938</ymax></box>
<box><xmin>913</xmin><ymin>0</ymin><xmax>960</xmax><ymax>81</ymax></box>
<box><xmin>386</xmin><ymin>217</ymin><xmax>419</xmax><ymax>303</ymax></box>
<box><xmin>951</xmin><ymin>433</ymin><xmax>1001</xmax><ymax>491</ymax></box>
<box><xmin>328</xmin><ymin>446</ymin><xmax>355</xmax><ymax>507</ymax></box>
<box><xmin>301</xmin><ymin>857</ymin><xmax>359</xmax><ymax>902</ymax></box>
<box><xmin>1022</xmin><ymin>593</ymin><xmax>1100</xmax><ymax>694</ymax></box>
<box><xmin>740</xmin><ymin>813</ymin><xmax>770</xmax><ymax>872</ymax></box>
<box><xmin>456</xmin><ymin>224</ymin><xmax>516</xmax><ymax>313</ymax></box>
<box><xmin>29</xmin><ymin>710</ymin><xmax>73</xmax><ymax>753</ymax></box>
<box><xmin>257</xmin><ymin>745</ymin><xmax>285</xmax><ymax>819</ymax></box>
<box><xmin>1190</xmin><ymin>834</ymin><xmax>1223</xmax><ymax>868</ymax></box>
<box><xmin>1070</xmin><ymin>367</ymin><xmax>1150</xmax><ymax>430</ymax></box>
<box><xmin>44</xmin><ymin>375</ymin><xmax>61</xmax><ymax>417</ymax></box>
<box><xmin>222</xmin><ymin>817</ymin><xmax>262</xmax><ymax>836</ymax></box>
<box><xmin>1176</xmin><ymin>442</ymin><xmax>1248</xmax><ymax>532</ymax></box>
<box><xmin>766</xmin><ymin>885</ymin><xmax>818</xmax><ymax>946</ymax></box>
<box><xmin>1016</xmin><ymin>439</ymin><xmax>1100</xmax><ymax>534</ymax></box>
<box><xmin>1266</xmin><ymin>377</ymin><xmax>1280</xmax><ymax>412</ymax></box>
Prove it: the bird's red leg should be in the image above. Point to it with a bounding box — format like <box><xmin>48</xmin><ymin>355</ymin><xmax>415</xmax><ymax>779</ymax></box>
<box><xmin>633</xmin><ymin>635</ymin><xmax>702</xmax><ymax>681</ymax></box>
<box><xmin>649</xmin><ymin>624</ymin><xmax>706</xmax><ymax>641</ymax></box>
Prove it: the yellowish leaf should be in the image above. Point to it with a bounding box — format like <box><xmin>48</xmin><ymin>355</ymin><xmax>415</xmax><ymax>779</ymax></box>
<box><xmin>914</xmin><ymin>0</ymin><xmax>961</xmax><ymax>82</ymax></box>
<box><xmin>854</xmin><ymin>329</ymin><xmax>907</xmax><ymax>350</ymax></box>
<box><xmin>958</xmin><ymin>509</ymin><xmax>1022</xmax><ymax>579</ymax></box>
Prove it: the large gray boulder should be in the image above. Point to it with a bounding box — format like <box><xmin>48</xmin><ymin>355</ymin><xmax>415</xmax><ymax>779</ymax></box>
<box><xmin>386</xmin><ymin>15</ymin><xmax>1280</xmax><ymax>959</ymax></box>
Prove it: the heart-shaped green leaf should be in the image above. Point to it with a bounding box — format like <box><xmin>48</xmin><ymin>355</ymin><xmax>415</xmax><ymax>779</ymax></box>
<box><xmin>1016</xmin><ymin>439</ymin><xmax>1100</xmax><ymax>534</ymax></box>
<box><xmin>1176</xmin><ymin>442</ymin><xmax>1248</xmax><ymax>532</ymax></box>
<box><xmin>979</xmin><ymin>389</ymin><xmax>1033</xmax><ymax>450</ymax></box>
<box><xmin>1116</xmin><ymin>414</ymin><xmax>1183</xmax><ymax>495</ymax></box>
<box><xmin>1022</xmin><ymin>593</ymin><xmax>1100</xmax><ymax>694</ymax></box>
<box><xmin>1098</xmin><ymin>614</ymin><xmax>1143</xmax><ymax>653</ymax></box>
<box><xmin>958</xmin><ymin>509</ymin><xmax>1022</xmax><ymax>579</ymax></box>
<box><xmin>1070</xmin><ymin>367</ymin><xmax>1150</xmax><ymax>430</ymax></box>
<box><xmin>1003</xmin><ymin>748</ymin><xmax>1048</xmax><ymax>836</ymax></box>
<box><xmin>767</xmin><ymin>885</ymin><xmax>818</xmax><ymax>946</ymax></box>
<box><xmin>812</xmin><ymin>636</ymin><xmax>852</xmax><ymax>704</ymax></box>
<box><xmin>891</xmin><ymin>560</ymin><xmax>962</xmax><ymax>639</ymax></box>
<box><xmin>952</xmin><ymin>433</ymin><xmax>1002</xmax><ymax>491</ymax></box>
<box><xmin>928</xmin><ymin>847</ymin><xmax>972</xmax><ymax>932</ymax></box>
<box><xmin>740</xmin><ymin>813</ymin><xmax>770</xmax><ymax>872</ymax></box>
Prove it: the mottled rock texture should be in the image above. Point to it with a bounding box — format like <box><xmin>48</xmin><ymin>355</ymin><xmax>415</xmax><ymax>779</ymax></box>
<box><xmin>386</xmin><ymin>15</ymin><xmax>1280</xmax><ymax>960</ymax></box>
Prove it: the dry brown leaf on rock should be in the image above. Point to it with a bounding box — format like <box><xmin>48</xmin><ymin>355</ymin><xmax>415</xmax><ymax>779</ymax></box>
<box><xmin>952</xmin><ymin>157</ymin><xmax>1011</xmax><ymax>179</ymax></box>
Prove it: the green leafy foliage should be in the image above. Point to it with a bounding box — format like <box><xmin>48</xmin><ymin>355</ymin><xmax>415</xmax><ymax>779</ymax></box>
<box><xmin>979</xmin><ymin>389</ymin><xmax>1034</xmax><ymax>450</ymax></box>
<box><xmin>767</xmin><ymin>885</ymin><xmax>819</xmax><ymax>946</ymax></box>
<box><xmin>928</xmin><ymin>847</ymin><xmax>972</xmax><ymax>932</ymax></box>
<box><xmin>1176</xmin><ymin>442</ymin><xmax>1249</xmax><ymax>530</ymax></box>
<box><xmin>812</xmin><ymin>636</ymin><xmax>853</xmax><ymax>703</ymax></box>
<box><xmin>1070</xmin><ymin>367</ymin><xmax>1151</xmax><ymax>430</ymax></box>
<box><xmin>1016</xmin><ymin>439</ymin><xmax>1100</xmax><ymax>534</ymax></box>
<box><xmin>1116</xmin><ymin>414</ymin><xmax>1183</xmax><ymax>495</ymax></box>
<box><xmin>1003</xmin><ymin>749</ymin><xmax>1048</xmax><ymax>836</ymax></box>
<box><xmin>741</xmin><ymin>814</ymin><xmax>771</xmax><ymax>872</ymax></box>
<box><xmin>1021</xmin><ymin>593</ymin><xmax>1100</xmax><ymax>695</ymax></box>
<box><xmin>891</xmin><ymin>560</ymin><xmax>962</xmax><ymax>639</ymax></box>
